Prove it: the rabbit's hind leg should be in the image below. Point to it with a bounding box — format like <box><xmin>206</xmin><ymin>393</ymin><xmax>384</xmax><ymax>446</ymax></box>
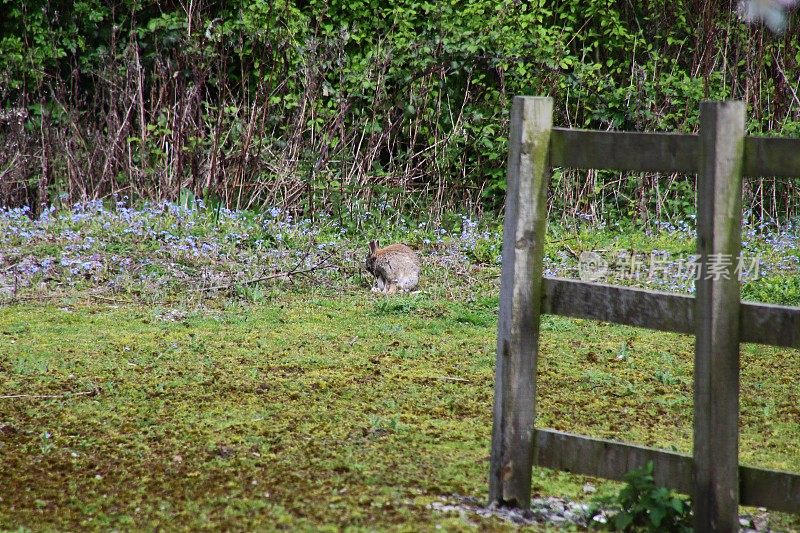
<box><xmin>397</xmin><ymin>273</ymin><xmax>419</xmax><ymax>292</ymax></box>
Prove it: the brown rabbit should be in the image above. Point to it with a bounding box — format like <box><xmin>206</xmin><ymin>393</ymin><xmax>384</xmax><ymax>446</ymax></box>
<box><xmin>365</xmin><ymin>240</ymin><xmax>420</xmax><ymax>294</ymax></box>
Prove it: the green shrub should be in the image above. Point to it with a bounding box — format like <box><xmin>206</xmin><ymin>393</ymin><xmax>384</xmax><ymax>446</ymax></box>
<box><xmin>742</xmin><ymin>275</ymin><xmax>800</xmax><ymax>306</ymax></box>
<box><xmin>591</xmin><ymin>461</ymin><xmax>692</xmax><ymax>532</ymax></box>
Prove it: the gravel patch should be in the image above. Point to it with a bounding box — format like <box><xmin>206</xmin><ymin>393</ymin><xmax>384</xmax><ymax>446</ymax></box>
<box><xmin>429</xmin><ymin>494</ymin><xmax>778</xmax><ymax>531</ymax></box>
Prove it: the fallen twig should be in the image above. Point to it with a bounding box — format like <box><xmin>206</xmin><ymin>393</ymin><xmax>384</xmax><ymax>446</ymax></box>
<box><xmin>89</xmin><ymin>294</ymin><xmax>134</xmax><ymax>304</ymax></box>
<box><xmin>563</xmin><ymin>244</ymin><xmax>581</xmax><ymax>260</ymax></box>
<box><xmin>5</xmin><ymin>293</ymin><xmax>66</xmax><ymax>302</ymax></box>
<box><xmin>0</xmin><ymin>388</ymin><xmax>100</xmax><ymax>400</ymax></box>
<box><xmin>194</xmin><ymin>262</ymin><xmax>336</xmax><ymax>293</ymax></box>
<box><xmin>432</xmin><ymin>375</ymin><xmax>469</xmax><ymax>383</ymax></box>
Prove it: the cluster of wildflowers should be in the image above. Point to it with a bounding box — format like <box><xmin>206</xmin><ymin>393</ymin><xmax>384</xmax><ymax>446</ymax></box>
<box><xmin>0</xmin><ymin>200</ymin><xmax>343</xmax><ymax>299</ymax></box>
<box><xmin>577</xmin><ymin>250</ymin><xmax>765</xmax><ymax>293</ymax></box>
<box><xmin>569</xmin><ymin>218</ymin><xmax>798</xmax><ymax>295</ymax></box>
<box><xmin>742</xmin><ymin>220</ymin><xmax>800</xmax><ymax>278</ymax></box>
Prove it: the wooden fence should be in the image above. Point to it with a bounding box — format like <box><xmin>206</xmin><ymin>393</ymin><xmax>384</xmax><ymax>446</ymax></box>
<box><xmin>489</xmin><ymin>96</ymin><xmax>800</xmax><ymax>531</ymax></box>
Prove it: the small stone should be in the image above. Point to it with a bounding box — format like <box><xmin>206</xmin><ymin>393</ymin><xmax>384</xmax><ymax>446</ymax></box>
<box><xmin>215</xmin><ymin>445</ymin><xmax>234</xmax><ymax>458</ymax></box>
<box><xmin>582</xmin><ymin>482</ymin><xmax>597</xmax><ymax>494</ymax></box>
<box><xmin>753</xmin><ymin>513</ymin><xmax>769</xmax><ymax>531</ymax></box>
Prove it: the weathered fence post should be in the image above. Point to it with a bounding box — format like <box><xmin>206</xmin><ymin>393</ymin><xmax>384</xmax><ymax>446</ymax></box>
<box><xmin>694</xmin><ymin>101</ymin><xmax>745</xmax><ymax>531</ymax></box>
<box><xmin>489</xmin><ymin>96</ymin><xmax>552</xmax><ymax>508</ymax></box>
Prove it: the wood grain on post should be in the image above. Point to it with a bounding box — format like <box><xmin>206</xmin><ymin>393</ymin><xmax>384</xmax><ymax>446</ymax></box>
<box><xmin>489</xmin><ymin>96</ymin><xmax>553</xmax><ymax>508</ymax></box>
<box><xmin>694</xmin><ymin>101</ymin><xmax>745</xmax><ymax>532</ymax></box>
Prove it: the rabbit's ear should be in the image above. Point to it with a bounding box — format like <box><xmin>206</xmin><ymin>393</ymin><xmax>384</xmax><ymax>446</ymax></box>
<box><xmin>369</xmin><ymin>240</ymin><xmax>378</xmax><ymax>253</ymax></box>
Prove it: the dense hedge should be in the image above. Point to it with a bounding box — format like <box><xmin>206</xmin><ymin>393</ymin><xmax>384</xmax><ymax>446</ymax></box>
<box><xmin>1</xmin><ymin>0</ymin><xmax>799</xmax><ymax>223</ymax></box>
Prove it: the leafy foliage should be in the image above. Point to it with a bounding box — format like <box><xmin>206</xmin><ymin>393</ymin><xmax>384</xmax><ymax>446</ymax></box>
<box><xmin>2</xmin><ymin>0</ymin><xmax>800</xmax><ymax>223</ymax></box>
<box><xmin>592</xmin><ymin>461</ymin><xmax>692</xmax><ymax>532</ymax></box>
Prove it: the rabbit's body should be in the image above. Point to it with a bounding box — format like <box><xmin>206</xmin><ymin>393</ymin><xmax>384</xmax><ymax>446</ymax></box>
<box><xmin>365</xmin><ymin>241</ymin><xmax>420</xmax><ymax>294</ymax></box>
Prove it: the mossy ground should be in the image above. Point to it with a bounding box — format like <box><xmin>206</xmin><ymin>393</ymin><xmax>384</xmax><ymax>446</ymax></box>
<box><xmin>1</xmin><ymin>286</ymin><xmax>798</xmax><ymax>531</ymax></box>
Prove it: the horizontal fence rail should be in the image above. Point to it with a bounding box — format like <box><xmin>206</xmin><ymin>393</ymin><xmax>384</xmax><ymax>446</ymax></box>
<box><xmin>534</xmin><ymin>429</ymin><xmax>800</xmax><ymax>513</ymax></box>
<box><xmin>549</xmin><ymin>128</ymin><xmax>800</xmax><ymax>177</ymax></box>
<box><xmin>542</xmin><ymin>277</ymin><xmax>800</xmax><ymax>349</ymax></box>
<box><xmin>549</xmin><ymin>130</ymin><xmax>698</xmax><ymax>174</ymax></box>
<box><xmin>744</xmin><ymin>136</ymin><xmax>800</xmax><ymax>177</ymax></box>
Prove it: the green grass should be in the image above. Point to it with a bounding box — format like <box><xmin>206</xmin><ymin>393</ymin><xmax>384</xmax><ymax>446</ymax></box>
<box><xmin>1</xmin><ymin>291</ymin><xmax>799</xmax><ymax>531</ymax></box>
